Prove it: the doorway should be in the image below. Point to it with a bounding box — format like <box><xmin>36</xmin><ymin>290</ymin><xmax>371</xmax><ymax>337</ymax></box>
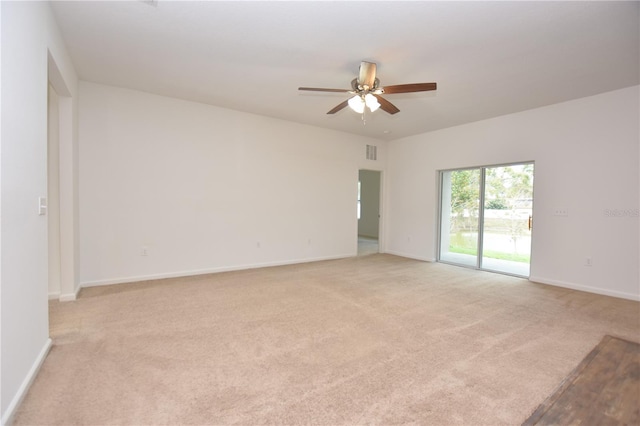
<box><xmin>358</xmin><ymin>170</ymin><xmax>381</xmax><ymax>256</ymax></box>
<box><xmin>438</xmin><ymin>162</ymin><xmax>534</xmax><ymax>277</ymax></box>
<box><xmin>48</xmin><ymin>83</ymin><xmax>62</xmax><ymax>299</ymax></box>
<box><xmin>47</xmin><ymin>51</ymin><xmax>77</xmax><ymax>305</ymax></box>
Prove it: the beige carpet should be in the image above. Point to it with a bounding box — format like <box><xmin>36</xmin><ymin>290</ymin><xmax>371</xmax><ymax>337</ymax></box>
<box><xmin>13</xmin><ymin>254</ymin><xmax>640</xmax><ymax>425</ymax></box>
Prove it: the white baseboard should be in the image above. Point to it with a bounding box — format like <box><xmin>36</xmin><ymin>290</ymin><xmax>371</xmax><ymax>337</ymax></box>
<box><xmin>59</xmin><ymin>292</ymin><xmax>77</xmax><ymax>302</ymax></box>
<box><xmin>59</xmin><ymin>285</ymin><xmax>81</xmax><ymax>302</ymax></box>
<box><xmin>529</xmin><ymin>276</ymin><xmax>640</xmax><ymax>301</ymax></box>
<box><xmin>1</xmin><ymin>338</ymin><xmax>52</xmax><ymax>426</ymax></box>
<box><xmin>80</xmin><ymin>254</ymin><xmax>353</xmax><ymax>288</ymax></box>
<box><xmin>48</xmin><ymin>292</ymin><xmax>60</xmax><ymax>300</ymax></box>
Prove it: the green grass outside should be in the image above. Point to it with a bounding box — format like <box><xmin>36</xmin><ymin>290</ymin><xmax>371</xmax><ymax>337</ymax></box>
<box><xmin>449</xmin><ymin>245</ymin><xmax>530</xmax><ymax>263</ymax></box>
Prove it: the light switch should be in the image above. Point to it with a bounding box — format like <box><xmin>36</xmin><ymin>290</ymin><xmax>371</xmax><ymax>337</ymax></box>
<box><xmin>38</xmin><ymin>197</ymin><xmax>47</xmax><ymax>216</ymax></box>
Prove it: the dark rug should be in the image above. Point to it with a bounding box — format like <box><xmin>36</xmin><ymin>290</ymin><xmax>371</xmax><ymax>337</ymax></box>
<box><xmin>523</xmin><ymin>335</ymin><xmax>640</xmax><ymax>425</ymax></box>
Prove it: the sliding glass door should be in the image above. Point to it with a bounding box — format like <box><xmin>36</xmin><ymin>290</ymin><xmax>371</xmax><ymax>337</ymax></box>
<box><xmin>439</xmin><ymin>168</ymin><xmax>481</xmax><ymax>267</ymax></box>
<box><xmin>438</xmin><ymin>163</ymin><xmax>534</xmax><ymax>277</ymax></box>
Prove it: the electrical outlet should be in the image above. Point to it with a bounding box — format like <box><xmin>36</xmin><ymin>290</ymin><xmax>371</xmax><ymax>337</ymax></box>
<box><xmin>140</xmin><ymin>246</ymin><xmax>148</xmax><ymax>256</ymax></box>
<box><xmin>585</xmin><ymin>257</ymin><xmax>592</xmax><ymax>267</ymax></box>
<box><xmin>257</xmin><ymin>242</ymin><xmax>261</xmax><ymax>248</ymax></box>
<box><xmin>554</xmin><ymin>209</ymin><xmax>568</xmax><ymax>217</ymax></box>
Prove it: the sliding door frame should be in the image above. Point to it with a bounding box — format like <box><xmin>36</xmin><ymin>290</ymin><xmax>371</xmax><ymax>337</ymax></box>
<box><xmin>436</xmin><ymin>161</ymin><xmax>534</xmax><ymax>277</ymax></box>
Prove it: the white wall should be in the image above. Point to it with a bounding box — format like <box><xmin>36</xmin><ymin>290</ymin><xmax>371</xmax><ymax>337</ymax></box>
<box><xmin>1</xmin><ymin>1</ymin><xmax>78</xmax><ymax>423</ymax></box>
<box><xmin>79</xmin><ymin>82</ymin><xmax>386</xmax><ymax>286</ymax></box>
<box><xmin>386</xmin><ymin>86</ymin><xmax>640</xmax><ymax>300</ymax></box>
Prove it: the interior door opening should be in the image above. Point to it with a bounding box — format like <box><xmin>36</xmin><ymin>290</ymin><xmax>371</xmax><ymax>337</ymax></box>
<box><xmin>358</xmin><ymin>170</ymin><xmax>381</xmax><ymax>256</ymax></box>
<box><xmin>48</xmin><ymin>50</ymin><xmax>77</xmax><ymax>307</ymax></box>
<box><xmin>48</xmin><ymin>83</ymin><xmax>62</xmax><ymax>300</ymax></box>
<box><xmin>438</xmin><ymin>162</ymin><xmax>534</xmax><ymax>277</ymax></box>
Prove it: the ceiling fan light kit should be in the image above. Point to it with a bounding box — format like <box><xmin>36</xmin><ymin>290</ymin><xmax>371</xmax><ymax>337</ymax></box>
<box><xmin>364</xmin><ymin>93</ymin><xmax>381</xmax><ymax>112</ymax></box>
<box><xmin>348</xmin><ymin>95</ymin><xmax>366</xmax><ymax>114</ymax></box>
<box><xmin>347</xmin><ymin>93</ymin><xmax>381</xmax><ymax>114</ymax></box>
<box><xmin>299</xmin><ymin>61</ymin><xmax>437</xmax><ymax>120</ymax></box>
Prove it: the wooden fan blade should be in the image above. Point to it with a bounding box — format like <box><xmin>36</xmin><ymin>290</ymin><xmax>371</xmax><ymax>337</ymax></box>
<box><xmin>299</xmin><ymin>87</ymin><xmax>351</xmax><ymax>93</ymax></box>
<box><xmin>327</xmin><ymin>99</ymin><xmax>349</xmax><ymax>114</ymax></box>
<box><xmin>358</xmin><ymin>62</ymin><xmax>377</xmax><ymax>88</ymax></box>
<box><xmin>373</xmin><ymin>95</ymin><xmax>400</xmax><ymax>114</ymax></box>
<box><xmin>382</xmin><ymin>82</ymin><xmax>437</xmax><ymax>94</ymax></box>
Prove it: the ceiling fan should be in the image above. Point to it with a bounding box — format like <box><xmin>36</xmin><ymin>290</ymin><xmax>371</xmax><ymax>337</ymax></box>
<box><xmin>298</xmin><ymin>61</ymin><xmax>437</xmax><ymax>115</ymax></box>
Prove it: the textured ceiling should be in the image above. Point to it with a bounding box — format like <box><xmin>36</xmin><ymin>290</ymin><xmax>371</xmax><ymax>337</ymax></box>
<box><xmin>50</xmin><ymin>1</ymin><xmax>639</xmax><ymax>141</ymax></box>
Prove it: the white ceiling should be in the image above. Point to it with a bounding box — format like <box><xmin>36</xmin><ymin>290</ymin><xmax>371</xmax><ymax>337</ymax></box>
<box><xmin>50</xmin><ymin>1</ymin><xmax>639</xmax><ymax>141</ymax></box>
